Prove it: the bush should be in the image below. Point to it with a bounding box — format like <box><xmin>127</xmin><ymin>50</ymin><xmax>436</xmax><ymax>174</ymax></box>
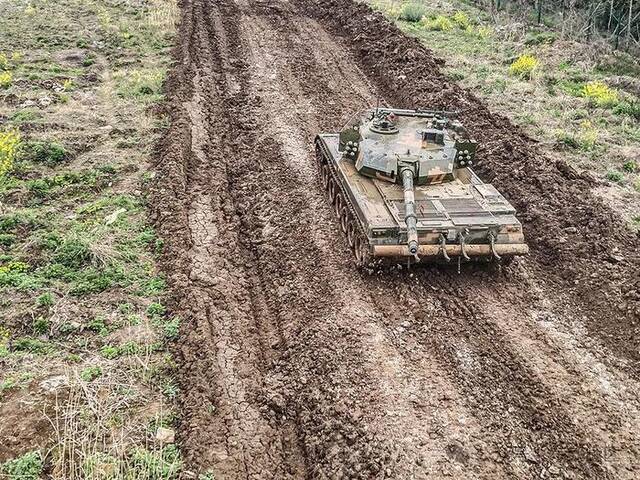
<box><xmin>115</xmin><ymin>69</ymin><xmax>164</xmax><ymax>100</ymax></box>
<box><xmin>452</xmin><ymin>11</ymin><xmax>470</xmax><ymax>29</ymax></box>
<box><xmin>474</xmin><ymin>26</ymin><xmax>493</xmax><ymax>39</ymax></box>
<box><xmin>18</xmin><ymin>140</ymin><xmax>68</xmax><ymax>167</ymax></box>
<box><xmin>13</xmin><ymin>337</ymin><xmax>53</xmax><ymax>354</ymax></box>
<box><xmin>606</xmin><ymin>170</ymin><xmax>624</xmax><ymax>183</ymax></box>
<box><xmin>622</xmin><ymin>160</ymin><xmax>637</xmax><ymax>173</ymax></box>
<box><xmin>509</xmin><ymin>54</ymin><xmax>539</xmax><ymax>79</ymax></box>
<box><xmin>32</xmin><ymin>316</ymin><xmax>50</xmax><ymax>334</ymax></box>
<box><xmin>0</xmin><ymin>129</ymin><xmax>20</xmax><ymax>177</ymax></box>
<box><xmin>1</xmin><ymin>451</ymin><xmax>43</xmax><ymax>480</ymax></box>
<box><xmin>53</xmin><ymin>238</ymin><xmax>93</xmax><ymax>268</ymax></box>
<box><xmin>0</xmin><ymin>71</ymin><xmax>12</xmax><ymax>88</ymax></box>
<box><xmin>80</xmin><ymin>366</ymin><xmax>102</xmax><ymax>381</ymax></box>
<box><xmin>524</xmin><ymin>30</ymin><xmax>557</xmax><ymax>45</ymax></box>
<box><xmin>581</xmin><ymin>81</ymin><xmax>618</xmax><ymax>107</ymax></box>
<box><xmin>613</xmin><ymin>100</ymin><xmax>640</xmax><ymax>120</ymax></box>
<box><xmin>399</xmin><ymin>3</ymin><xmax>427</xmax><ymax>22</ymax></box>
<box><xmin>147</xmin><ymin>302</ymin><xmax>166</xmax><ymax>317</ymax></box>
<box><xmin>421</xmin><ymin>15</ymin><xmax>454</xmax><ymax>31</ymax></box>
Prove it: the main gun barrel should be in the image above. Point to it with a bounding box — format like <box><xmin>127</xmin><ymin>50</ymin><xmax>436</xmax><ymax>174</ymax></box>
<box><xmin>401</xmin><ymin>168</ymin><xmax>419</xmax><ymax>256</ymax></box>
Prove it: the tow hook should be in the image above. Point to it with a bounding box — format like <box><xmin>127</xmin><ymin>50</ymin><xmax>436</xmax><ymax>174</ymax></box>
<box><xmin>488</xmin><ymin>232</ymin><xmax>501</xmax><ymax>261</ymax></box>
<box><xmin>457</xmin><ymin>229</ymin><xmax>470</xmax><ymax>261</ymax></box>
<box><xmin>439</xmin><ymin>233</ymin><xmax>451</xmax><ymax>262</ymax></box>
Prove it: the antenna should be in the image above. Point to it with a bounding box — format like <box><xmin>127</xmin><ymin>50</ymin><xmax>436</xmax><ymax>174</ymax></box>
<box><xmin>375</xmin><ymin>97</ymin><xmax>380</xmax><ymax>116</ymax></box>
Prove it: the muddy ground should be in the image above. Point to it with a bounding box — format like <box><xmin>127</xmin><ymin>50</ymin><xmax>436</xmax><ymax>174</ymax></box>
<box><xmin>151</xmin><ymin>0</ymin><xmax>640</xmax><ymax>478</ymax></box>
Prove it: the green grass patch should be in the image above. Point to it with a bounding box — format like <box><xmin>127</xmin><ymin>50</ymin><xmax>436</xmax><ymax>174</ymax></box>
<box><xmin>80</xmin><ymin>365</ymin><xmax>102</xmax><ymax>381</ymax></box>
<box><xmin>115</xmin><ymin>68</ymin><xmax>165</xmax><ymax>102</ymax></box>
<box><xmin>18</xmin><ymin>140</ymin><xmax>69</xmax><ymax>167</ymax></box>
<box><xmin>0</xmin><ymin>450</ymin><xmax>43</xmax><ymax>480</ymax></box>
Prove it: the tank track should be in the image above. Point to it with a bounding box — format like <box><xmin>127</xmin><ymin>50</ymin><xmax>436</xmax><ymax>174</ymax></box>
<box><xmin>315</xmin><ymin>138</ymin><xmax>373</xmax><ymax>267</ymax></box>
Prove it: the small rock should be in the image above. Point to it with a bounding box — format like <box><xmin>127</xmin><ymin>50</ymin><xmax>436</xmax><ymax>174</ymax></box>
<box><xmin>105</xmin><ymin>208</ymin><xmax>127</xmax><ymax>225</ymax></box>
<box><xmin>564</xmin><ymin>227</ymin><xmax>577</xmax><ymax>234</ymax></box>
<box><xmin>607</xmin><ymin>254</ymin><xmax>624</xmax><ymax>264</ymax></box>
<box><xmin>548</xmin><ymin>465</ymin><xmax>561</xmax><ymax>476</ymax></box>
<box><xmin>156</xmin><ymin>427</ymin><xmax>175</xmax><ymax>444</ymax></box>
<box><xmin>38</xmin><ymin>96</ymin><xmax>52</xmax><ymax>107</ymax></box>
<box><xmin>523</xmin><ymin>445</ymin><xmax>538</xmax><ymax>463</ymax></box>
<box><xmin>39</xmin><ymin>375</ymin><xmax>68</xmax><ymax>392</ymax></box>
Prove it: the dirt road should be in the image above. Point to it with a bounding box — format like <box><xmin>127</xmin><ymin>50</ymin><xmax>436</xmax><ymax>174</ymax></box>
<box><xmin>151</xmin><ymin>0</ymin><xmax>640</xmax><ymax>478</ymax></box>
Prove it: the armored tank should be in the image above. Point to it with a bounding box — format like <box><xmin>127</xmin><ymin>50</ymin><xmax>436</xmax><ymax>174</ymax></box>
<box><xmin>315</xmin><ymin>107</ymin><xmax>528</xmax><ymax>266</ymax></box>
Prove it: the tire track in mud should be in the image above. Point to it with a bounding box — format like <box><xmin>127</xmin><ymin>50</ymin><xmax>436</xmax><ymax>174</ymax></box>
<box><xmin>153</xmin><ymin>0</ymin><xmax>640</xmax><ymax>478</ymax></box>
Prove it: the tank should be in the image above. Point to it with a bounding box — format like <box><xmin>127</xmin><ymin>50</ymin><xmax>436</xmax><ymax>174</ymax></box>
<box><xmin>315</xmin><ymin>107</ymin><xmax>529</xmax><ymax>266</ymax></box>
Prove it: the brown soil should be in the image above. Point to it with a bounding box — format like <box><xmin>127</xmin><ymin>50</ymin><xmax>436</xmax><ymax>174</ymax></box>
<box><xmin>151</xmin><ymin>0</ymin><xmax>640</xmax><ymax>478</ymax></box>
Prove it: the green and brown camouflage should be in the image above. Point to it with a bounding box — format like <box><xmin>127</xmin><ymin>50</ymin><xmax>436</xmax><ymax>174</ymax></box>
<box><xmin>315</xmin><ymin>107</ymin><xmax>529</xmax><ymax>266</ymax></box>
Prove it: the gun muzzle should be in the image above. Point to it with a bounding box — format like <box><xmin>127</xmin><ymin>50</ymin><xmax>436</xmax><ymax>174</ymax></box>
<box><xmin>401</xmin><ymin>168</ymin><xmax>419</xmax><ymax>256</ymax></box>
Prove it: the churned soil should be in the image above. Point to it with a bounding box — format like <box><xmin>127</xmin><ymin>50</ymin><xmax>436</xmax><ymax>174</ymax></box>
<box><xmin>151</xmin><ymin>0</ymin><xmax>640</xmax><ymax>478</ymax></box>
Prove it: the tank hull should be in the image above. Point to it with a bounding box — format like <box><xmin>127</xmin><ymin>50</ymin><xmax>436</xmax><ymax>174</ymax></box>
<box><xmin>315</xmin><ymin>134</ymin><xmax>528</xmax><ymax>265</ymax></box>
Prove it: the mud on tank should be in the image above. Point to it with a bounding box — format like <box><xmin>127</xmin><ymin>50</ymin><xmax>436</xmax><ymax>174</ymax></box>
<box><xmin>315</xmin><ymin>107</ymin><xmax>529</xmax><ymax>267</ymax></box>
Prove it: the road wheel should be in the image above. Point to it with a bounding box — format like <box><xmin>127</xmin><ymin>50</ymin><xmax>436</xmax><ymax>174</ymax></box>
<box><xmin>334</xmin><ymin>192</ymin><xmax>343</xmax><ymax>218</ymax></box>
<box><xmin>328</xmin><ymin>180</ymin><xmax>336</xmax><ymax>203</ymax></box>
<box><xmin>340</xmin><ymin>206</ymin><xmax>349</xmax><ymax>233</ymax></box>
<box><xmin>346</xmin><ymin>220</ymin><xmax>356</xmax><ymax>248</ymax></box>
<box><xmin>321</xmin><ymin>164</ymin><xmax>330</xmax><ymax>190</ymax></box>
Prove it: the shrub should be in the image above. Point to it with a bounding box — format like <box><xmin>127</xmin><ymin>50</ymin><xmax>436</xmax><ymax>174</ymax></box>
<box><xmin>13</xmin><ymin>337</ymin><xmax>53</xmax><ymax>354</ymax></box>
<box><xmin>0</xmin><ymin>129</ymin><xmax>20</xmax><ymax>177</ymax></box>
<box><xmin>36</xmin><ymin>291</ymin><xmax>54</xmax><ymax>307</ymax></box>
<box><xmin>581</xmin><ymin>81</ymin><xmax>618</xmax><ymax>107</ymax></box>
<box><xmin>622</xmin><ymin>160</ymin><xmax>637</xmax><ymax>173</ymax></box>
<box><xmin>606</xmin><ymin>170</ymin><xmax>624</xmax><ymax>183</ymax></box>
<box><xmin>147</xmin><ymin>302</ymin><xmax>166</xmax><ymax>317</ymax></box>
<box><xmin>53</xmin><ymin>238</ymin><xmax>92</xmax><ymax>268</ymax></box>
<box><xmin>524</xmin><ymin>30</ymin><xmax>557</xmax><ymax>45</ymax></box>
<box><xmin>0</xmin><ymin>71</ymin><xmax>12</xmax><ymax>88</ymax></box>
<box><xmin>0</xmin><ymin>233</ymin><xmax>15</xmax><ymax>247</ymax></box>
<box><xmin>100</xmin><ymin>344</ymin><xmax>120</xmax><ymax>359</ymax></box>
<box><xmin>509</xmin><ymin>54</ymin><xmax>539</xmax><ymax>79</ymax></box>
<box><xmin>1</xmin><ymin>450</ymin><xmax>43</xmax><ymax>480</ymax></box>
<box><xmin>80</xmin><ymin>366</ymin><xmax>102</xmax><ymax>381</ymax></box>
<box><xmin>613</xmin><ymin>100</ymin><xmax>640</xmax><ymax>120</ymax></box>
<box><xmin>0</xmin><ymin>261</ymin><xmax>29</xmax><ymax>283</ymax></box>
<box><xmin>162</xmin><ymin>317</ymin><xmax>180</xmax><ymax>340</ymax></box>
<box><xmin>556</xmin><ymin>121</ymin><xmax>597</xmax><ymax>152</ymax></box>
<box><xmin>475</xmin><ymin>26</ymin><xmax>493</xmax><ymax>39</ymax></box>
<box><xmin>399</xmin><ymin>3</ymin><xmax>427</xmax><ymax>22</ymax></box>
<box><xmin>452</xmin><ymin>11</ymin><xmax>470</xmax><ymax>29</ymax></box>
<box><xmin>32</xmin><ymin>316</ymin><xmax>50</xmax><ymax>334</ymax></box>
<box><xmin>421</xmin><ymin>15</ymin><xmax>454</xmax><ymax>31</ymax></box>
<box><xmin>18</xmin><ymin>140</ymin><xmax>68</xmax><ymax>167</ymax></box>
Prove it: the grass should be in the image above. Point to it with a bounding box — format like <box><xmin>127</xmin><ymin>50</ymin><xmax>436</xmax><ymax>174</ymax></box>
<box><xmin>0</xmin><ymin>0</ymin><xmax>181</xmax><ymax>475</ymax></box>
